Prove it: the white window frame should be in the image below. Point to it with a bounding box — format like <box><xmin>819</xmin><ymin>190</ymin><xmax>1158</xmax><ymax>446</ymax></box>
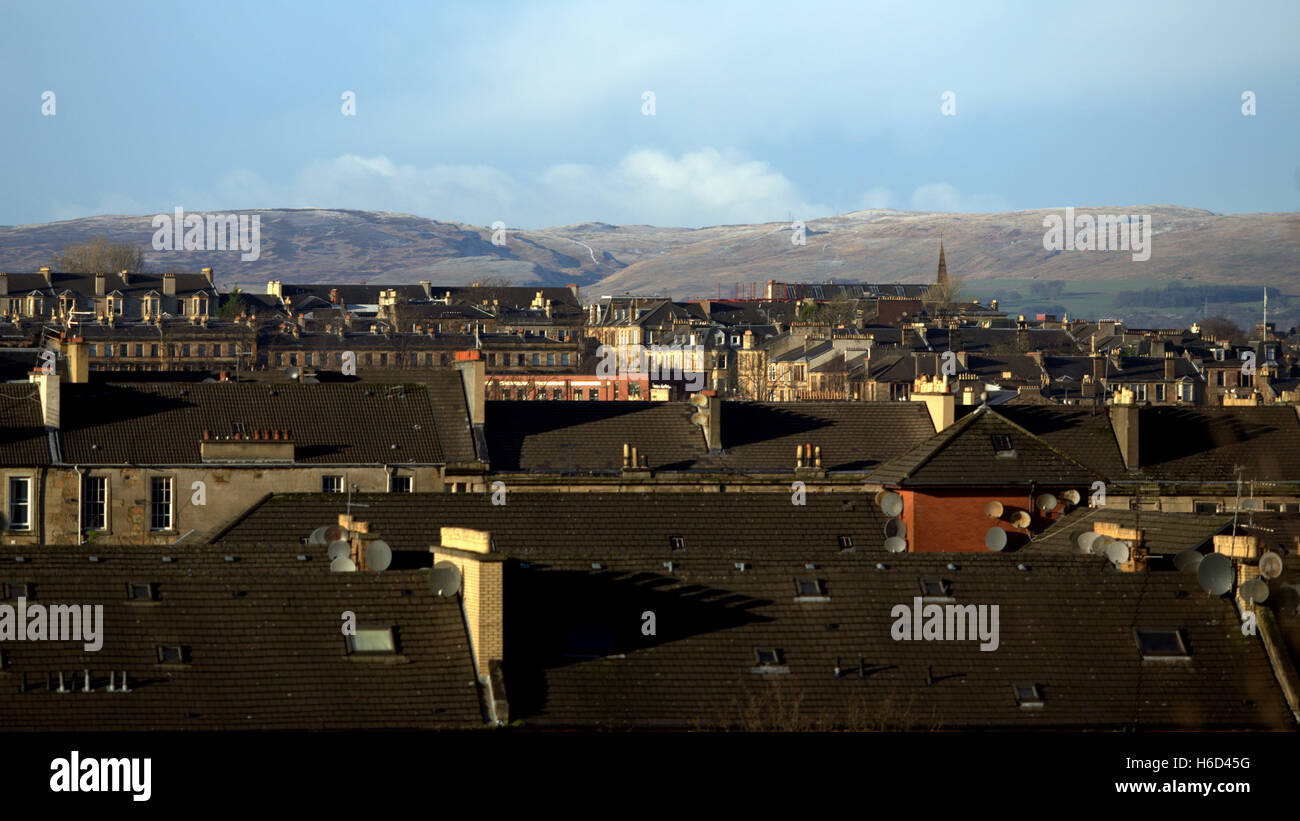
<box><xmin>7</xmin><ymin>477</ymin><xmax>32</xmax><ymax>531</ymax></box>
<box><xmin>83</xmin><ymin>475</ymin><xmax>108</xmax><ymax>531</ymax></box>
<box><xmin>149</xmin><ymin>477</ymin><xmax>173</xmax><ymax>531</ymax></box>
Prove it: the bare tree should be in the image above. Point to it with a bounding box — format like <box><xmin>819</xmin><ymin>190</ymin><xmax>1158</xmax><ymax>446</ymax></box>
<box><xmin>52</xmin><ymin>235</ymin><xmax>148</xmax><ymax>273</ymax></box>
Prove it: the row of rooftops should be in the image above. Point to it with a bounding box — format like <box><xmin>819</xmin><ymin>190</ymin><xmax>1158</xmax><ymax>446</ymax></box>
<box><xmin>2</xmin><ymin>493</ymin><xmax>1294</xmax><ymax>730</ymax></box>
<box><xmin>6</xmin><ymin>371</ymin><xmax>1300</xmax><ymax>486</ymax></box>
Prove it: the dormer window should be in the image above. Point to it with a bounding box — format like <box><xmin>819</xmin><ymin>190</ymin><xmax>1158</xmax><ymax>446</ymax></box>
<box><xmin>920</xmin><ymin>579</ymin><xmax>953</xmax><ymax>602</ymax></box>
<box><xmin>144</xmin><ymin>294</ymin><xmax>160</xmax><ymax>318</ymax></box>
<box><xmin>194</xmin><ymin>295</ymin><xmax>209</xmax><ymax>316</ymax></box>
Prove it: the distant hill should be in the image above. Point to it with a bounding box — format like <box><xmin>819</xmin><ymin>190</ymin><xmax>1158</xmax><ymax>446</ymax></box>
<box><xmin>2</xmin><ymin>206</ymin><xmax>1296</xmax><ymax>328</ymax></box>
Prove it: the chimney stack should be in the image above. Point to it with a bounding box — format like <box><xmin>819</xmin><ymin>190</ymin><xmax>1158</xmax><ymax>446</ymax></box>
<box><xmin>163</xmin><ymin>273</ymin><xmax>176</xmax><ymax>297</ymax></box>
<box><xmin>1109</xmin><ymin>401</ymin><xmax>1140</xmax><ymax>470</ymax></box>
<box><xmin>39</xmin><ymin>266</ymin><xmax>52</xmax><ymax>286</ymax></box>
<box><xmin>29</xmin><ymin>369</ymin><xmax>59</xmax><ymax>429</ymax></box>
<box><xmin>1163</xmin><ymin>351</ymin><xmax>1175</xmax><ymax>381</ymax></box>
<box><xmin>432</xmin><ymin>527</ymin><xmax>507</xmax><ymax>722</ymax></box>
<box><xmin>94</xmin><ymin>273</ymin><xmax>106</xmax><ymax>296</ymax></box>
<box><xmin>201</xmin><ymin>267</ymin><xmax>213</xmax><ymax>286</ymax></box>
<box><xmin>454</xmin><ymin>350</ymin><xmax>485</xmax><ymax>427</ymax></box>
<box><xmin>0</xmin><ymin>272</ymin><xmax>7</xmax><ymax>296</ymax></box>
<box><xmin>64</xmin><ymin>336</ymin><xmax>88</xmax><ymax>383</ymax></box>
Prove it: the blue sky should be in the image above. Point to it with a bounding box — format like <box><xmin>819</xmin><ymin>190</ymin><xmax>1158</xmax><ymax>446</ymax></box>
<box><xmin>2</xmin><ymin>0</ymin><xmax>1297</xmax><ymax>228</ymax></box>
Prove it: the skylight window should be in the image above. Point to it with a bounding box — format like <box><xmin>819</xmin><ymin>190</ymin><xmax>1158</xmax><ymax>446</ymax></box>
<box><xmin>754</xmin><ymin>648</ymin><xmax>785</xmax><ymax>667</ymax></box>
<box><xmin>838</xmin><ymin>535</ymin><xmax>854</xmax><ymax>549</ymax></box>
<box><xmin>920</xmin><ymin>579</ymin><xmax>952</xmax><ymax>600</ymax></box>
<box><xmin>795</xmin><ymin>578</ymin><xmax>826</xmax><ymax>597</ymax></box>
<box><xmin>990</xmin><ymin>434</ymin><xmax>1015</xmax><ymax>455</ymax></box>
<box><xmin>346</xmin><ymin>627</ymin><xmax>398</xmax><ymax>655</ymax></box>
<box><xmin>2</xmin><ymin>583</ymin><xmax>32</xmax><ymax>600</ymax></box>
<box><xmin>669</xmin><ymin>536</ymin><xmax>686</xmax><ymax>551</ymax></box>
<box><xmin>126</xmin><ymin>582</ymin><xmax>155</xmax><ymax>601</ymax></box>
<box><xmin>1135</xmin><ymin>629</ymin><xmax>1189</xmax><ymax>660</ymax></box>
<box><xmin>156</xmin><ymin>645</ymin><xmax>189</xmax><ymax>664</ymax></box>
<box><xmin>1014</xmin><ymin>683</ymin><xmax>1044</xmax><ymax>708</ymax></box>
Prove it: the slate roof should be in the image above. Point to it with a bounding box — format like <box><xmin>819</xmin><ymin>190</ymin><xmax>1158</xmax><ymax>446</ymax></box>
<box><xmin>483</xmin><ymin>400</ymin><xmax>936</xmax><ymax>475</ymax></box>
<box><xmin>1123</xmin><ymin>406</ymin><xmax>1300</xmax><ymax>483</ymax></box>
<box><xmin>505</xmin><ymin>553</ymin><xmax>1290</xmax><ymax>729</ymax></box>
<box><xmin>0</xmin><ymin>546</ymin><xmax>482</xmax><ymax>730</ymax></box>
<box><xmin>870</xmin><ymin>405</ymin><xmax>1108</xmax><ymax>487</ymax></box>
<box><xmin>0</xmin><ymin>383</ymin><xmax>52</xmax><ymax>466</ymax></box>
<box><xmin>55</xmin><ymin>377</ymin><xmax>473</xmax><ymax>465</ymax></box>
<box><xmin>1027</xmin><ymin>508</ymin><xmax>1235</xmax><ymax>556</ymax></box>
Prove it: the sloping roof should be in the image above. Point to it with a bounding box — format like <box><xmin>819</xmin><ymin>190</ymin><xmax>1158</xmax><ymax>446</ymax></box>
<box><xmin>1127</xmin><ymin>406</ymin><xmax>1300</xmax><ymax>483</ymax></box>
<box><xmin>1027</xmin><ymin>508</ymin><xmax>1234</xmax><ymax>556</ymax></box>
<box><xmin>483</xmin><ymin>400</ymin><xmax>936</xmax><ymax>475</ymax></box>
<box><xmin>0</xmin><ymin>383</ymin><xmax>52</xmax><ymax>466</ymax></box>
<box><xmin>57</xmin><ymin>379</ymin><xmax>472</xmax><ymax>465</ymax></box>
<box><xmin>0</xmin><ymin>546</ymin><xmax>482</xmax><ymax>731</ymax></box>
<box><xmin>870</xmin><ymin>406</ymin><xmax>1107</xmax><ymax>487</ymax></box>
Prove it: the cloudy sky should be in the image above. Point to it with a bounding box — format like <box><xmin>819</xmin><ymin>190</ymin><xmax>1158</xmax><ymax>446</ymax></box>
<box><xmin>2</xmin><ymin>0</ymin><xmax>1297</xmax><ymax>228</ymax></box>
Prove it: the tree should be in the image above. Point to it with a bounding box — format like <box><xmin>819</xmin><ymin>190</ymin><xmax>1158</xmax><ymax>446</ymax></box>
<box><xmin>217</xmin><ymin>287</ymin><xmax>246</xmax><ymax>318</ymax></box>
<box><xmin>1200</xmin><ymin>315</ymin><xmax>1243</xmax><ymax>340</ymax></box>
<box><xmin>51</xmin><ymin>235</ymin><xmax>147</xmax><ymax>273</ymax></box>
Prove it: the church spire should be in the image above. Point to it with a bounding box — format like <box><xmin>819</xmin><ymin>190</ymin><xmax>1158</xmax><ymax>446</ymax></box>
<box><xmin>934</xmin><ymin>240</ymin><xmax>950</xmax><ymax>301</ymax></box>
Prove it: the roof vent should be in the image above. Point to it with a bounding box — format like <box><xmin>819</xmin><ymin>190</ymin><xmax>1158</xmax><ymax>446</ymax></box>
<box><xmin>14</xmin><ymin>557</ymin><xmax>25</xmax><ymax>563</ymax></box>
<box><xmin>875</xmin><ymin>563</ymin><xmax>888</xmax><ymax>570</ymax></box>
<box><xmin>734</xmin><ymin>562</ymin><xmax>750</xmax><ymax>571</ymax></box>
<box><xmin>223</xmin><ymin>556</ymin><xmax>238</xmax><ymax>562</ymax></box>
<box><xmin>162</xmin><ymin>556</ymin><xmax>174</xmax><ymax>563</ymax></box>
<box><xmin>296</xmin><ymin>554</ymin><xmax>308</xmax><ymax>561</ymax></box>
<box><xmin>88</xmin><ymin>556</ymin><xmax>100</xmax><ymax>563</ymax></box>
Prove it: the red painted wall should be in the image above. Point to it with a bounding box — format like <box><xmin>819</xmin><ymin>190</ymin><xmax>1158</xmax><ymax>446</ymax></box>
<box><xmin>898</xmin><ymin>487</ymin><xmax>1072</xmax><ymax>553</ymax></box>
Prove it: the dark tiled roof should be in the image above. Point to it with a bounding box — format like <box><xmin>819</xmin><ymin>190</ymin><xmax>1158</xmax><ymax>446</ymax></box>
<box><xmin>505</xmin><ymin>553</ymin><xmax>1290</xmax><ymax>729</ymax></box>
<box><xmin>483</xmin><ymin>400</ymin><xmax>935</xmax><ymax>475</ymax></box>
<box><xmin>1027</xmin><ymin>508</ymin><xmax>1234</xmax><ymax>556</ymax></box>
<box><xmin>1127</xmin><ymin>406</ymin><xmax>1300</xmax><ymax>483</ymax></box>
<box><xmin>871</xmin><ymin>406</ymin><xmax>1106</xmax><ymax>487</ymax></box>
<box><xmin>58</xmin><ymin>378</ymin><xmax>472</xmax><ymax>465</ymax></box>
<box><xmin>986</xmin><ymin>405</ymin><xmax>1128</xmax><ymax>478</ymax></box>
<box><xmin>0</xmin><ymin>384</ymin><xmax>51</xmax><ymax>466</ymax></box>
<box><xmin>0</xmin><ymin>546</ymin><xmax>482</xmax><ymax>730</ymax></box>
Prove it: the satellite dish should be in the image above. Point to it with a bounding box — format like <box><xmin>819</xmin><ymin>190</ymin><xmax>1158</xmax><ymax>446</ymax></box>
<box><xmin>690</xmin><ymin>412</ymin><xmax>708</xmax><ymax>426</ymax></box>
<box><xmin>1103</xmin><ymin>540</ymin><xmax>1130</xmax><ymax>565</ymax></box>
<box><xmin>325</xmin><ymin>526</ymin><xmax>348</xmax><ymax>543</ymax></box>
<box><xmin>430</xmin><ymin>561</ymin><xmax>462</xmax><ymax>597</ymax></box>
<box><xmin>985</xmin><ymin>527</ymin><xmax>1008</xmax><ymax>552</ymax></box>
<box><xmin>883</xmin><ymin>518</ymin><xmax>907</xmax><ymax>539</ymax></box>
<box><xmin>285</xmin><ymin>367</ymin><xmax>299</xmax><ymax>380</ymax></box>
<box><xmin>308</xmin><ymin>526</ymin><xmax>333</xmax><ymax>546</ymax></box>
<box><xmin>1036</xmin><ymin>494</ymin><xmax>1058</xmax><ymax>513</ymax></box>
<box><xmin>365</xmin><ymin>540</ymin><xmax>392</xmax><ymax>572</ymax></box>
<box><xmin>1241</xmin><ymin>578</ymin><xmax>1269</xmax><ymax>604</ymax></box>
<box><xmin>330</xmin><ymin>556</ymin><xmax>356</xmax><ymax>573</ymax></box>
<box><xmin>1198</xmin><ymin>553</ymin><xmax>1233</xmax><ymax>596</ymax></box>
<box><xmin>884</xmin><ymin>536</ymin><xmax>907</xmax><ymax>554</ymax></box>
<box><xmin>879</xmin><ymin>492</ymin><xmax>903</xmax><ymax>518</ymax></box>
<box><xmin>1074</xmin><ymin>531</ymin><xmax>1101</xmax><ymax>554</ymax></box>
<box><xmin>1010</xmin><ymin>510</ymin><xmax>1032</xmax><ymax>529</ymax></box>
<box><xmin>1061</xmin><ymin>489</ymin><xmax>1082</xmax><ymax>506</ymax></box>
<box><xmin>327</xmin><ymin>540</ymin><xmax>351</xmax><ymax>559</ymax></box>
<box><xmin>874</xmin><ymin>490</ymin><xmax>888</xmax><ymax>507</ymax></box>
<box><xmin>984</xmin><ymin>500</ymin><xmax>1004</xmax><ymax>520</ymax></box>
<box><xmin>689</xmin><ymin>393</ymin><xmax>709</xmax><ymax>407</ymax></box>
<box><xmin>1174</xmin><ymin>548</ymin><xmax>1204</xmax><ymax>573</ymax></box>
<box><xmin>1092</xmin><ymin>535</ymin><xmax>1114</xmax><ymax>556</ymax></box>
<box><xmin>1259</xmin><ymin>552</ymin><xmax>1284</xmax><ymax>580</ymax></box>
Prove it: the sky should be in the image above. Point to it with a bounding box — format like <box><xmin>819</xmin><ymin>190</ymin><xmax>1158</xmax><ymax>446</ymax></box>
<box><xmin>2</xmin><ymin>0</ymin><xmax>1297</xmax><ymax>229</ymax></box>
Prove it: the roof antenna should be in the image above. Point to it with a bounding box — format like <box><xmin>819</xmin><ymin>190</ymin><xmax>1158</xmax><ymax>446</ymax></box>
<box><xmin>82</xmin><ymin>669</ymin><xmax>92</xmax><ymax>693</ymax></box>
<box><xmin>925</xmin><ymin>665</ymin><xmax>934</xmax><ymax>687</ymax></box>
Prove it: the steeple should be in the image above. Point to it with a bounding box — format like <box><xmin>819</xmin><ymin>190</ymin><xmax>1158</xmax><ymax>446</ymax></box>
<box><xmin>936</xmin><ymin>241</ymin><xmax>949</xmax><ymax>290</ymax></box>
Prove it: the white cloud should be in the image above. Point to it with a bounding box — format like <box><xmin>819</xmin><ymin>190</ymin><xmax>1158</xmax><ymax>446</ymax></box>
<box><xmin>215</xmin><ymin>147</ymin><xmax>831</xmax><ymax>229</ymax></box>
<box><xmin>909</xmin><ymin>183</ymin><xmax>1009</xmax><ymax>213</ymax></box>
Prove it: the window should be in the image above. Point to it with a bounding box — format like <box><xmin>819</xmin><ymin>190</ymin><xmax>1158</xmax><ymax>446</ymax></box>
<box><xmin>156</xmin><ymin>645</ymin><xmax>189</xmax><ymax>664</ymax></box>
<box><xmin>920</xmin><ymin>579</ymin><xmax>952</xmax><ymax>601</ymax></box>
<box><xmin>1194</xmin><ymin>502</ymin><xmax>1219</xmax><ymax>514</ymax></box>
<box><xmin>126</xmin><ymin>582</ymin><xmax>155</xmax><ymax>601</ymax></box>
<box><xmin>1154</xmin><ymin>383</ymin><xmax>1165</xmax><ymax>401</ymax></box>
<box><xmin>7</xmin><ymin>477</ymin><xmax>31</xmax><ymax>531</ymax></box>
<box><xmin>1135</xmin><ymin>629</ymin><xmax>1190</xmax><ymax>660</ymax></box>
<box><xmin>562</xmin><ymin>353</ymin><xmax>570</xmax><ymax>366</ymax></box>
<box><xmin>118</xmin><ymin>344</ymin><xmax>128</xmax><ymax>357</ymax></box>
<box><xmin>346</xmin><ymin>627</ymin><xmax>398</xmax><ymax>655</ymax></box>
<box><xmin>838</xmin><ymin>535</ymin><xmax>854</xmax><ymax>549</ymax></box>
<box><xmin>754</xmin><ymin>648</ymin><xmax>785</xmax><ymax>667</ymax></box>
<box><xmin>150</xmin><ymin>344</ymin><xmax>158</xmax><ymax>358</ymax></box>
<box><xmin>89</xmin><ymin>344</ymin><xmax>98</xmax><ymax>357</ymax></box>
<box><xmin>197</xmin><ymin>344</ymin><xmax>206</xmax><ymax>357</ymax></box>
<box><xmin>1133</xmin><ymin>384</ymin><xmax>1147</xmax><ymax>401</ymax></box>
<box><xmin>389</xmin><ymin>476</ymin><xmax>413</xmax><ymax>493</ymax></box>
<box><xmin>322</xmin><ymin>476</ymin><xmax>344</xmax><ymax>494</ymax></box>
<box><xmin>990</xmin><ymin>435</ymin><xmax>1014</xmax><ymax>455</ymax></box>
<box><xmin>669</xmin><ymin>536</ymin><xmax>686</xmax><ymax>550</ymax></box>
<box><xmin>134</xmin><ymin>344</ymin><xmax>143</xmax><ymax>357</ymax></box>
<box><xmin>1014</xmin><ymin>683</ymin><xmax>1044</xmax><ymax>708</ymax></box>
<box><xmin>552</xmin><ymin>388</ymin><xmax>563</xmax><ymax>400</ymax></box>
<box><xmin>532</xmin><ymin>353</ymin><xmax>541</xmax><ymax>366</ymax></box>
<box><xmin>546</xmin><ymin>353</ymin><xmax>555</xmax><ymax>366</ymax></box>
<box><xmin>588</xmin><ymin>390</ymin><xmax>598</xmax><ymax>401</ymax></box>
<box><xmin>795</xmin><ymin>578</ymin><xmax>826</xmax><ymax>597</ymax></box>
<box><xmin>364</xmin><ymin>353</ymin><xmax>373</xmax><ymax>366</ymax></box>
<box><xmin>181</xmin><ymin>344</ymin><xmax>191</xmax><ymax>358</ymax></box>
<box><xmin>2</xmin><ymin>583</ymin><xmax>32</xmax><ymax>600</ymax></box>
<box><xmin>83</xmin><ymin>476</ymin><xmax>107</xmax><ymax>531</ymax></box>
<box><xmin>573</xmin><ymin>389</ymin><xmax>583</xmax><ymax>400</ymax></box>
<box><xmin>149</xmin><ymin>477</ymin><xmax>173</xmax><ymax>530</ymax></box>
<box><xmin>628</xmin><ymin>383</ymin><xmax>641</xmax><ymax>398</ymax></box>
<box><xmin>379</xmin><ymin>353</ymin><xmax>388</xmax><ymax>366</ymax></box>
